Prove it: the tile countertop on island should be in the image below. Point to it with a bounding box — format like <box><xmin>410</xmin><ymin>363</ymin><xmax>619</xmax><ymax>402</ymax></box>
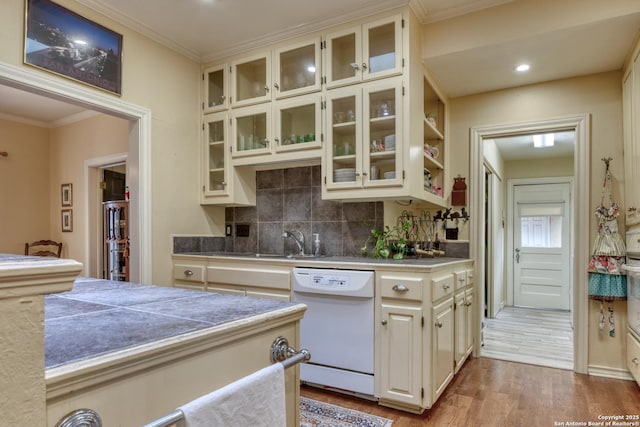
<box><xmin>45</xmin><ymin>277</ymin><xmax>305</xmax><ymax>370</ymax></box>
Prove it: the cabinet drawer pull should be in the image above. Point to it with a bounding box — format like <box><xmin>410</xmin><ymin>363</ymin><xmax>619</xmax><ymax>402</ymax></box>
<box><xmin>465</xmin><ymin>301</ymin><xmax>472</xmax><ymax>307</ymax></box>
<box><xmin>443</xmin><ymin>284</ymin><xmax>450</xmax><ymax>290</ymax></box>
<box><xmin>184</xmin><ymin>270</ymin><xmax>194</xmax><ymax>276</ymax></box>
<box><xmin>381</xmin><ymin>319</ymin><xmax>388</xmax><ymax>326</ymax></box>
<box><xmin>350</xmin><ymin>62</ymin><xmax>360</xmax><ymax>70</ymax></box>
<box><xmin>633</xmin><ymin>357</ymin><xmax>639</xmax><ymax>366</ymax></box>
<box><xmin>435</xmin><ymin>321</ymin><xmax>443</xmax><ymax>328</ymax></box>
<box><xmin>392</xmin><ymin>284</ymin><xmax>409</xmax><ymax>292</ymax></box>
<box><xmin>274</xmin><ymin>82</ymin><xmax>280</xmax><ymax>90</ymax></box>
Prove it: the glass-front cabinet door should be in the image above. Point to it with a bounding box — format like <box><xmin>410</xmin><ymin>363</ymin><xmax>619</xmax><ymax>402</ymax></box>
<box><xmin>325</xmin><ymin>79</ymin><xmax>402</xmax><ymax>191</ymax></box>
<box><xmin>325</xmin><ymin>14</ymin><xmax>402</xmax><ymax>88</ymax></box>
<box><xmin>363</xmin><ymin>80</ymin><xmax>402</xmax><ymax>187</ymax></box>
<box><xmin>274</xmin><ymin>94</ymin><xmax>322</xmax><ymax>153</ymax></box>
<box><xmin>230</xmin><ymin>104</ymin><xmax>271</xmax><ymax>158</ymax></box>
<box><xmin>274</xmin><ymin>38</ymin><xmax>321</xmax><ymax>99</ymax></box>
<box><xmin>203</xmin><ymin>64</ymin><xmax>228</xmax><ymax>113</ymax></box>
<box><xmin>326</xmin><ymin>86</ymin><xmax>362</xmax><ymax>189</ymax></box>
<box><xmin>325</xmin><ymin>27</ymin><xmax>362</xmax><ymax>89</ymax></box>
<box><xmin>362</xmin><ymin>14</ymin><xmax>403</xmax><ymax>81</ymax></box>
<box><xmin>231</xmin><ymin>53</ymin><xmax>271</xmax><ymax>107</ymax></box>
<box><xmin>203</xmin><ymin>112</ymin><xmax>229</xmax><ymax>196</ymax></box>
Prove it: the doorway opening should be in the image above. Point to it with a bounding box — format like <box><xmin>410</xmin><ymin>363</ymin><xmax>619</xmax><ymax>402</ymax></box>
<box><xmin>470</xmin><ymin>115</ymin><xmax>590</xmax><ymax>374</ymax></box>
<box><xmin>0</xmin><ymin>61</ymin><xmax>152</xmax><ymax>283</ymax></box>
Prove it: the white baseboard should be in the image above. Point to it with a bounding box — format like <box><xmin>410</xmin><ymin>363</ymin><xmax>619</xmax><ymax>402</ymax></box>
<box><xmin>588</xmin><ymin>364</ymin><xmax>633</xmax><ymax>381</ymax></box>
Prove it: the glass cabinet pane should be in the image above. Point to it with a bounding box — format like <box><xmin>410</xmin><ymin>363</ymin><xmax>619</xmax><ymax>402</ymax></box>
<box><xmin>235</xmin><ymin>112</ymin><xmax>268</xmax><ymax>153</ymax></box>
<box><xmin>330</xmin><ymin>94</ymin><xmax>358</xmax><ymax>184</ymax></box>
<box><xmin>277</xmin><ymin>41</ymin><xmax>318</xmax><ymax>95</ymax></box>
<box><xmin>326</xmin><ymin>28</ymin><xmax>361</xmax><ymax>88</ymax></box>
<box><xmin>204</xmin><ymin>65</ymin><xmax>226</xmax><ymax>111</ymax></box>
<box><xmin>278</xmin><ymin>104</ymin><xmax>315</xmax><ymax>147</ymax></box>
<box><xmin>206</xmin><ymin>117</ymin><xmax>226</xmax><ymax>192</ymax></box>
<box><xmin>367</xmin><ymin>86</ymin><xmax>397</xmax><ymax>182</ymax></box>
<box><xmin>233</xmin><ymin>55</ymin><xmax>270</xmax><ymax>106</ymax></box>
<box><xmin>367</xmin><ymin>22</ymin><xmax>396</xmax><ymax>74</ymax></box>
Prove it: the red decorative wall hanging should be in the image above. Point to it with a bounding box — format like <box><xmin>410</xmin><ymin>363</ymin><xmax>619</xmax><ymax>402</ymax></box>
<box><xmin>451</xmin><ymin>175</ymin><xmax>467</xmax><ymax>206</ymax></box>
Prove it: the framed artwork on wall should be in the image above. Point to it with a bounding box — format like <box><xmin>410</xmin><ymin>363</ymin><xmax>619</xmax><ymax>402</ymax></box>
<box><xmin>61</xmin><ymin>209</ymin><xmax>73</xmax><ymax>232</ymax></box>
<box><xmin>61</xmin><ymin>183</ymin><xmax>72</xmax><ymax>206</ymax></box>
<box><xmin>24</xmin><ymin>0</ymin><xmax>123</xmax><ymax>95</ymax></box>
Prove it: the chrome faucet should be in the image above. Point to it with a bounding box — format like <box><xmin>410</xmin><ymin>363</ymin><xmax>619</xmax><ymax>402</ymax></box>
<box><xmin>282</xmin><ymin>230</ymin><xmax>305</xmax><ymax>255</ymax></box>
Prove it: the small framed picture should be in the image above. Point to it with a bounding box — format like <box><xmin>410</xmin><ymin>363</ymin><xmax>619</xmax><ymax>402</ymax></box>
<box><xmin>61</xmin><ymin>209</ymin><xmax>73</xmax><ymax>232</ymax></box>
<box><xmin>61</xmin><ymin>183</ymin><xmax>72</xmax><ymax>206</ymax></box>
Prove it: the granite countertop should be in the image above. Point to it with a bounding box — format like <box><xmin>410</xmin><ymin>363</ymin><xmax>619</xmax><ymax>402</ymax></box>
<box><xmin>45</xmin><ymin>277</ymin><xmax>300</xmax><ymax>369</ymax></box>
<box><xmin>174</xmin><ymin>252</ymin><xmax>470</xmax><ymax>267</ymax></box>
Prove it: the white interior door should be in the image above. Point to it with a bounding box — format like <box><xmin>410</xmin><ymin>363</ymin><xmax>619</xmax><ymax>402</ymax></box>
<box><xmin>513</xmin><ymin>183</ymin><xmax>571</xmax><ymax>310</ymax></box>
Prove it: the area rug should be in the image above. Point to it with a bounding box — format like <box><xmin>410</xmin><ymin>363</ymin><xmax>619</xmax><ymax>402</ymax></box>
<box><xmin>300</xmin><ymin>397</ymin><xmax>393</xmax><ymax>427</ymax></box>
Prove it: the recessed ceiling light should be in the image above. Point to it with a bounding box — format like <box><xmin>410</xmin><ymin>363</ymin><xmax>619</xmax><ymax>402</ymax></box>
<box><xmin>515</xmin><ymin>64</ymin><xmax>530</xmax><ymax>73</ymax></box>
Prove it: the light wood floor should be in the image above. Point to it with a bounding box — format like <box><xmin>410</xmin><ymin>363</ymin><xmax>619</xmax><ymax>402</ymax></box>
<box><xmin>481</xmin><ymin>306</ymin><xmax>574</xmax><ymax>370</ymax></box>
<box><xmin>301</xmin><ymin>357</ymin><xmax>640</xmax><ymax>426</ymax></box>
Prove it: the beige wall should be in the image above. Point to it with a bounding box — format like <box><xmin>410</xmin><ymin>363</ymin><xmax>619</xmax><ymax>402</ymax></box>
<box><xmin>1</xmin><ymin>0</ymin><xmax>223</xmax><ymax>284</ymax></box>
<box><xmin>450</xmin><ymin>71</ymin><xmax>626</xmax><ymax>371</ymax></box>
<box><xmin>504</xmin><ymin>156</ymin><xmax>574</xmax><ymax>180</ymax></box>
<box><xmin>49</xmin><ymin>114</ymin><xmax>129</xmax><ymax>265</ymax></box>
<box><xmin>0</xmin><ymin>118</ymin><xmax>50</xmax><ymax>254</ymax></box>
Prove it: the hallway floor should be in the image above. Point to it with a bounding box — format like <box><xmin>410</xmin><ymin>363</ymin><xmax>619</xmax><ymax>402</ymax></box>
<box><xmin>481</xmin><ymin>306</ymin><xmax>573</xmax><ymax>370</ymax></box>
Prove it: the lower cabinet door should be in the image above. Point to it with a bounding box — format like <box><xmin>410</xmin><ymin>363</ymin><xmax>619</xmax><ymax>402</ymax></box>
<box><xmin>432</xmin><ymin>298</ymin><xmax>454</xmax><ymax>401</ymax></box>
<box><xmin>379</xmin><ymin>302</ymin><xmax>423</xmax><ymax>407</ymax></box>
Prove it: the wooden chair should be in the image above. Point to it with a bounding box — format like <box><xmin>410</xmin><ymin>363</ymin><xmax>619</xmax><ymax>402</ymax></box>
<box><xmin>24</xmin><ymin>240</ymin><xmax>63</xmax><ymax>258</ymax></box>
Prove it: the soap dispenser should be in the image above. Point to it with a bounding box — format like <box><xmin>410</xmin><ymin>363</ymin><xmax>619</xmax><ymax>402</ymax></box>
<box><xmin>312</xmin><ymin>233</ymin><xmax>321</xmax><ymax>256</ymax></box>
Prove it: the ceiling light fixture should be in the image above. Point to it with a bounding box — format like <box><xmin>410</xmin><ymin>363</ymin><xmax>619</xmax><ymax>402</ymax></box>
<box><xmin>515</xmin><ymin>64</ymin><xmax>530</xmax><ymax>72</ymax></box>
<box><xmin>533</xmin><ymin>133</ymin><xmax>555</xmax><ymax>148</ymax></box>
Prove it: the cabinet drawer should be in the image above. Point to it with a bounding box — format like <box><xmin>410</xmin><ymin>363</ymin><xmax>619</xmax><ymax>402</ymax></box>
<box><xmin>207</xmin><ymin>265</ymin><xmax>290</xmax><ymax>290</ymax></box>
<box><xmin>431</xmin><ymin>274</ymin><xmax>454</xmax><ymax>302</ymax></box>
<box><xmin>174</xmin><ymin>264</ymin><xmax>205</xmax><ymax>283</ymax></box>
<box><xmin>627</xmin><ymin>331</ymin><xmax>640</xmax><ymax>386</ymax></box>
<box><xmin>466</xmin><ymin>269</ymin><xmax>474</xmax><ymax>286</ymax></box>
<box><xmin>380</xmin><ymin>274</ymin><xmax>423</xmax><ymax>301</ymax></box>
<box><xmin>453</xmin><ymin>270</ymin><xmax>467</xmax><ymax>290</ymax></box>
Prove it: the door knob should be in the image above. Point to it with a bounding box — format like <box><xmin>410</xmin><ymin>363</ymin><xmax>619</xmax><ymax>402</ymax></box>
<box><xmin>515</xmin><ymin>248</ymin><xmax>520</xmax><ymax>263</ymax></box>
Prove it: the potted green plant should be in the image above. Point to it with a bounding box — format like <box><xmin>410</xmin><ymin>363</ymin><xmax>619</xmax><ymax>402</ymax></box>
<box><xmin>360</xmin><ymin>220</ymin><xmax>411</xmax><ymax>259</ymax></box>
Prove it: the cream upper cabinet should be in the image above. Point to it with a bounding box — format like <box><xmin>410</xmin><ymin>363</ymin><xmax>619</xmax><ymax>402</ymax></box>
<box><xmin>324</xmin><ymin>14</ymin><xmax>403</xmax><ymax>89</ymax></box>
<box><xmin>231</xmin><ymin>52</ymin><xmax>272</xmax><ymax>108</ymax></box>
<box><xmin>273</xmin><ymin>94</ymin><xmax>323</xmax><ymax>154</ymax></box>
<box><xmin>203</xmin><ymin>112</ymin><xmax>229</xmax><ymax>196</ymax></box>
<box><xmin>273</xmin><ymin>38</ymin><xmax>322</xmax><ymax>99</ymax></box>
<box><xmin>203</xmin><ymin>64</ymin><xmax>228</xmax><ymax>113</ymax></box>
<box><xmin>324</xmin><ymin>78</ymin><xmax>403</xmax><ymax>195</ymax></box>
<box><xmin>202</xmin><ymin>112</ymin><xmax>255</xmax><ymax>205</ymax></box>
<box><xmin>230</xmin><ymin>94</ymin><xmax>323</xmax><ymax>166</ymax></box>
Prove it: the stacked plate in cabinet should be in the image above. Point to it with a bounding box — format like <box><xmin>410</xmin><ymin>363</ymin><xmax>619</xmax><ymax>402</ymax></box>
<box><xmin>334</xmin><ymin>168</ymin><xmax>356</xmax><ymax>182</ymax></box>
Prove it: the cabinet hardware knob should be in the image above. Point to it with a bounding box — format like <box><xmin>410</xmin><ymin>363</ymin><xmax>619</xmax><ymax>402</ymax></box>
<box><xmin>381</xmin><ymin>319</ymin><xmax>388</xmax><ymax>325</ymax></box>
<box><xmin>392</xmin><ymin>284</ymin><xmax>409</xmax><ymax>292</ymax></box>
<box><xmin>458</xmin><ymin>277</ymin><xmax>465</xmax><ymax>282</ymax></box>
<box><xmin>443</xmin><ymin>284</ymin><xmax>450</xmax><ymax>290</ymax></box>
<box><xmin>264</xmin><ymin>86</ymin><xmax>270</xmax><ymax>93</ymax></box>
<box><xmin>362</xmin><ymin>63</ymin><xmax>368</xmax><ymax>70</ymax></box>
<box><xmin>466</xmin><ymin>301</ymin><xmax>472</xmax><ymax>307</ymax></box>
<box><xmin>633</xmin><ymin>357</ymin><xmax>639</xmax><ymax>365</ymax></box>
<box><xmin>350</xmin><ymin>62</ymin><xmax>360</xmax><ymax>70</ymax></box>
<box><xmin>274</xmin><ymin>82</ymin><xmax>280</xmax><ymax>90</ymax></box>
<box><xmin>184</xmin><ymin>270</ymin><xmax>194</xmax><ymax>276</ymax></box>
<box><xmin>435</xmin><ymin>321</ymin><xmax>442</xmax><ymax>328</ymax></box>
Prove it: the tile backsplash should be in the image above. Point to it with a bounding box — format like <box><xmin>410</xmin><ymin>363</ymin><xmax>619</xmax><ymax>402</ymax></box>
<box><xmin>225</xmin><ymin>165</ymin><xmax>383</xmax><ymax>257</ymax></box>
<box><xmin>173</xmin><ymin>165</ymin><xmax>469</xmax><ymax>258</ymax></box>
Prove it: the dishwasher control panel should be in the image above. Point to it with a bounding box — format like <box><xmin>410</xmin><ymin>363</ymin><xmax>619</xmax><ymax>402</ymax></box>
<box><xmin>292</xmin><ymin>268</ymin><xmax>374</xmax><ymax>297</ymax></box>
<box><xmin>312</xmin><ymin>273</ymin><xmax>348</xmax><ymax>287</ymax></box>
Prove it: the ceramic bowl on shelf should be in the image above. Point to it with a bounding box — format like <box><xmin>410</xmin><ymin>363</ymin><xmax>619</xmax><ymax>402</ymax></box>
<box><xmin>383</xmin><ymin>171</ymin><xmax>396</xmax><ymax>179</ymax></box>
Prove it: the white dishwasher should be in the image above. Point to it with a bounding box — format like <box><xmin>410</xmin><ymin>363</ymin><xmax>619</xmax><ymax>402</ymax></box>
<box><xmin>292</xmin><ymin>267</ymin><xmax>375</xmax><ymax>397</ymax></box>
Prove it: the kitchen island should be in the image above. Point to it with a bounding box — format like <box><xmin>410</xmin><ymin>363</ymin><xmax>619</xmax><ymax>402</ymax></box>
<box><xmin>0</xmin><ymin>253</ymin><xmax>307</xmax><ymax>427</ymax></box>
